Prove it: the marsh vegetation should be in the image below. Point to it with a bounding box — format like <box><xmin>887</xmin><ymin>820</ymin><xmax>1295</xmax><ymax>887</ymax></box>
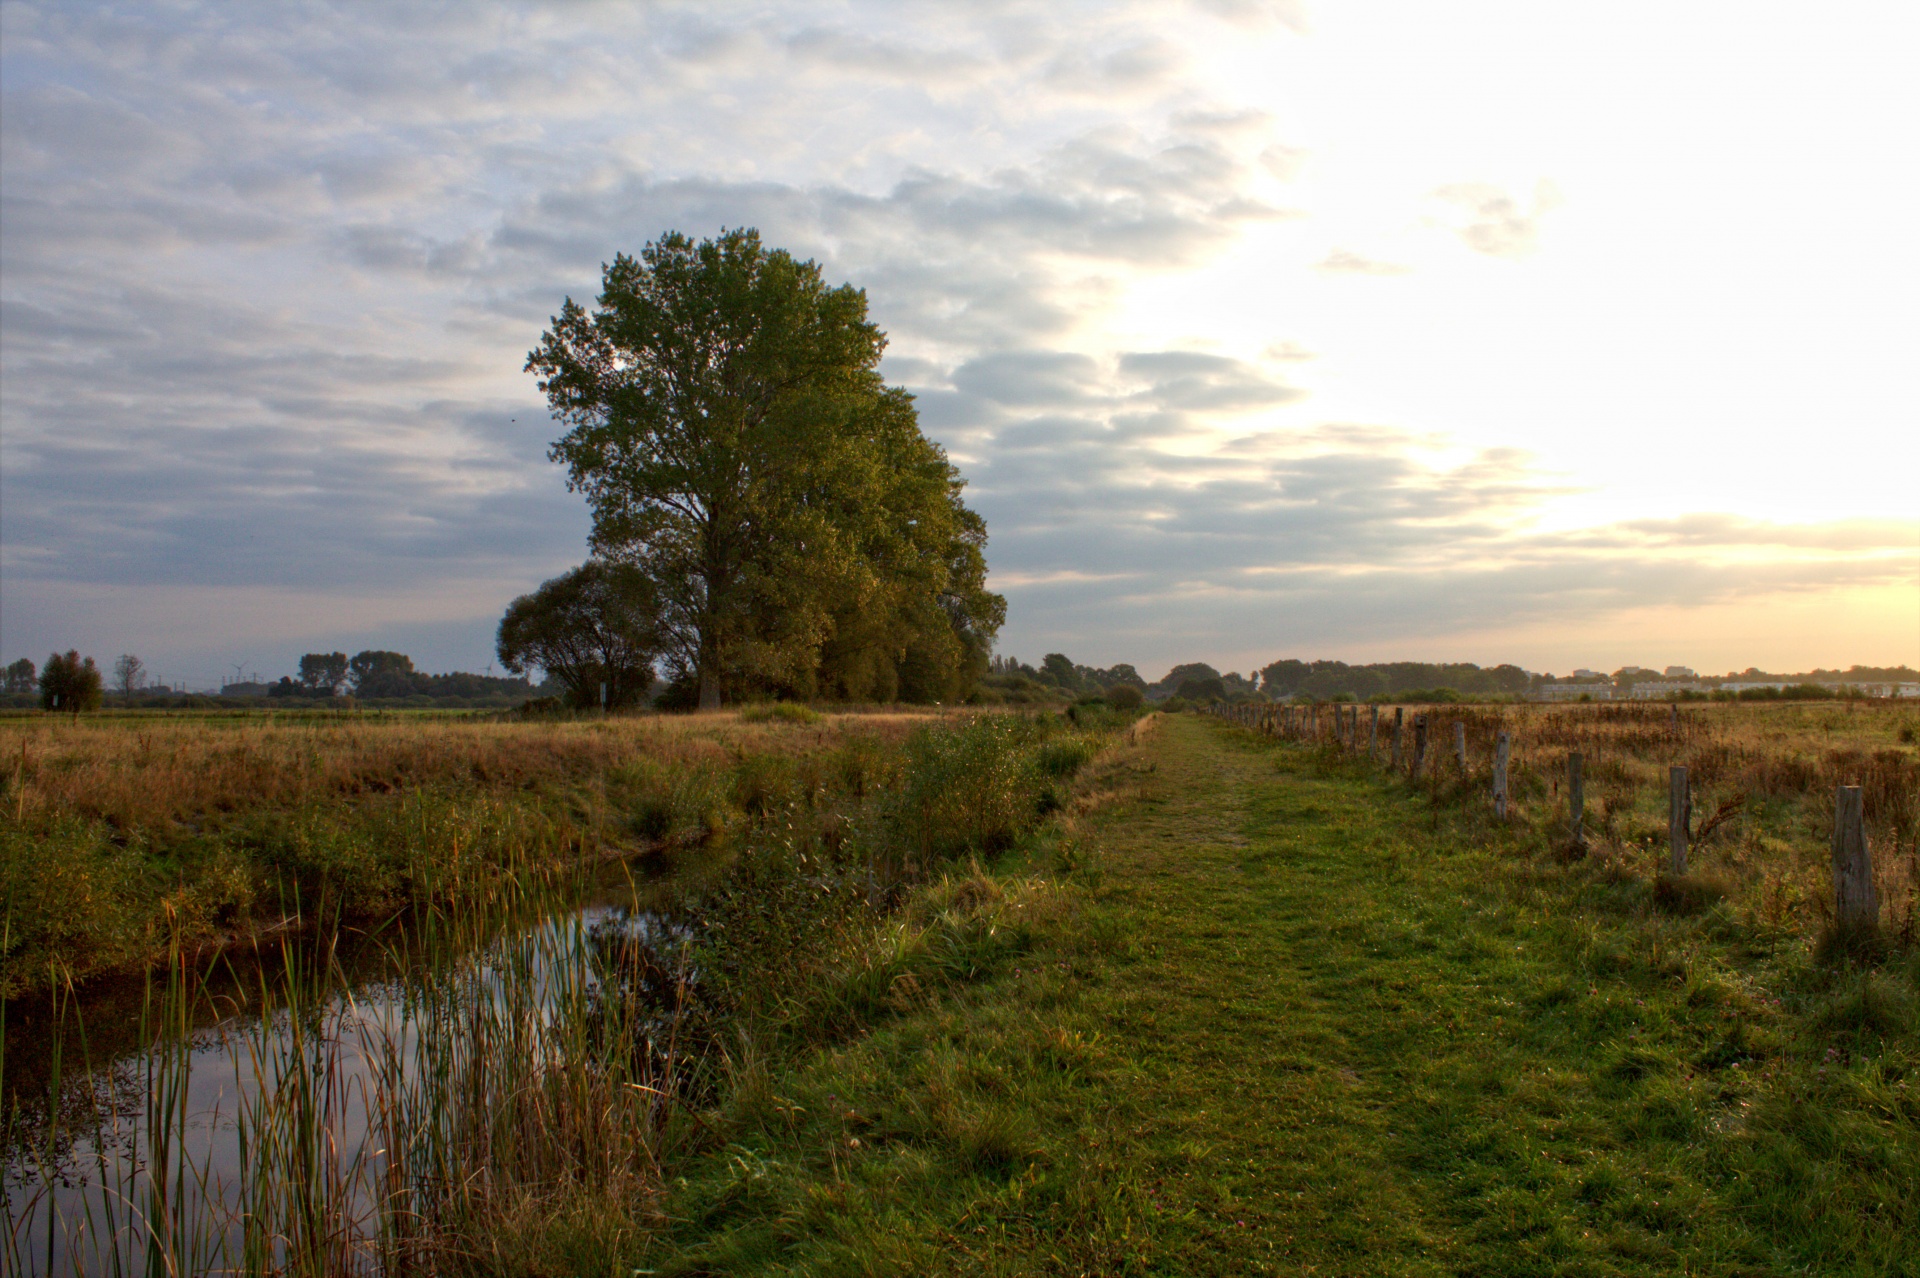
<box><xmin>2</xmin><ymin>705</ymin><xmax>1129</xmax><ymax>1273</ymax></box>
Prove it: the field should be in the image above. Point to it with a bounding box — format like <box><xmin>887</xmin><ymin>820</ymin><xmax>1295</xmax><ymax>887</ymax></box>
<box><xmin>0</xmin><ymin>706</ymin><xmax>953</xmax><ymax>998</ymax></box>
<box><xmin>4</xmin><ymin>700</ymin><xmax>1917</xmax><ymax>1275</ymax></box>
<box><xmin>1234</xmin><ymin>698</ymin><xmax>1920</xmax><ymax>949</ymax></box>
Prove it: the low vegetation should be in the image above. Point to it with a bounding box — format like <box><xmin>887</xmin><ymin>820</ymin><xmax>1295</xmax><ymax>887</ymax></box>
<box><xmin>7</xmin><ymin>700</ymin><xmax>1914</xmax><ymax>1274</ymax></box>
<box><xmin>0</xmin><ymin>709</ymin><xmax>947</xmax><ymax>998</ymax></box>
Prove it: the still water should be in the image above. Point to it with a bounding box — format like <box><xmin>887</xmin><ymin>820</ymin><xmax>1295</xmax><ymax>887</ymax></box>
<box><xmin>3</xmin><ymin>863</ymin><xmax>704</xmax><ymax>1276</ymax></box>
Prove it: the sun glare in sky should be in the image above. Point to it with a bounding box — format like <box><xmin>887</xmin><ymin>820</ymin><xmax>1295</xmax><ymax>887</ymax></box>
<box><xmin>1</xmin><ymin>1</ymin><xmax>1914</xmax><ymax>686</ymax></box>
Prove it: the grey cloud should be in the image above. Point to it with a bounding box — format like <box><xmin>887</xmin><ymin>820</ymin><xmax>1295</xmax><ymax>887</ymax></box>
<box><xmin>786</xmin><ymin>27</ymin><xmax>988</xmax><ymax>81</ymax></box>
<box><xmin>1118</xmin><ymin>351</ymin><xmax>1304</xmax><ymax>411</ymax></box>
<box><xmin>1042</xmin><ymin>40</ymin><xmax>1186</xmax><ymax>95</ymax></box>
<box><xmin>5</xmin><ymin>0</ymin><xmax>1878</xmax><ymax>682</ymax></box>
<box><xmin>952</xmin><ymin>351</ymin><xmax>1104</xmax><ymax>406</ymax></box>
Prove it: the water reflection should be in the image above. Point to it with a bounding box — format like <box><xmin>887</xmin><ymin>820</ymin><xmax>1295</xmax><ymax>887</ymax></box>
<box><xmin>3</xmin><ymin>868</ymin><xmax>706</xmax><ymax>1276</ymax></box>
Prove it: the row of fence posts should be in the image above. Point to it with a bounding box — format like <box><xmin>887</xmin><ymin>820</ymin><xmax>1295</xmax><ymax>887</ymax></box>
<box><xmin>1214</xmin><ymin>699</ymin><xmax>1881</xmax><ymax>930</ymax></box>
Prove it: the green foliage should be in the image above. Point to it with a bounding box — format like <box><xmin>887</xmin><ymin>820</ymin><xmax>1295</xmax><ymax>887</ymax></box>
<box><xmin>3</xmin><ymin>658</ymin><xmax>36</xmax><ymax>694</ymax></box>
<box><xmin>297</xmin><ymin>651</ymin><xmax>348</xmax><ymax>694</ymax></box>
<box><xmin>1261</xmin><ymin>656</ymin><xmax>1534</xmax><ymax>700</ymax></box>
<box><xmin>1105</xmin><ymin>683</ymin><xmax>1144</xmax><ymax>710</ymax></box>
<box><xmin>874</xmin><ymin>716</ymin><xmax>1052</xmax><ymax>874</ymax></box>
<box><xmin>38</xmin><ymin>650</ymin><xmax>103</xmax><ymax>714</ymax></box>
<box><xmin>349</xmin><ymin>650</ymin><xmax>414</xmax><ymax>693</ymax></box>
<box><xmin>496</xmin><ymin>559</ymin><xmax>663</xmax><ymax>710</ymax></box>
<box><xmin>527</xmin><ymin>228</ymin><xmax>1003</xmax><ymax>708</ymax></box>
<box><xmin>737</xmin><ymin>702</ymin><xmax>822</xmax><ymax>724</ymax></box>
<box><xmin>640</xmin><ymin>713</ymin><xmax>1918</xmax><ymax>1276</ymax></box>
<box><xmin>1173</xmin><ymin>675</ymin><xmax>1226</xmax><ymax>703</ymax></box>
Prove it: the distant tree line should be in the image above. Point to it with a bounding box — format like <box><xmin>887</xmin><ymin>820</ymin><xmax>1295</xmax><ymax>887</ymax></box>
<box><xmin>1257</xmin><ymin>658</ymin><xmax>1535</xmax><ymax>701</ymax></box>
<box><xmin>265</xmin><ymin>650</ymin><xmax>537</xmax><ymax>703</ymax></box>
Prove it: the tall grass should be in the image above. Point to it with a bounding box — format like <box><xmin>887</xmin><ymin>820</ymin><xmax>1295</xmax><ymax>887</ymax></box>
<box><xmin>3</xmin><ymin>708</ymin><xmax>1122</xmax><ymax>1274</ymax></box>
<box><xmin>1234</xmin><ymin>699</ymin><xmax>1920</xmax><ymax>949</ymax></box>
<box><xmin>0</xmin><ymin>711</ymin><xmax>935</xmax><ymax>998</ymax></box>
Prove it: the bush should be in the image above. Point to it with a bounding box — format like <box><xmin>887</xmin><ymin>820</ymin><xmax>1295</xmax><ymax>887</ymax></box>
<box><xmin>875</xmin><ymin>717</ymin><xmax>1050</xmax><ymax>875</ymax></box>
<box><xmin>739</xmin><ymin>702</ymin><xmax>821</xmax><ymax>724</ymax></box>
<box><xmin>1106</xmin><ymin>684</ymin><xmax>1144</xmax><ymax>711</ymax></box>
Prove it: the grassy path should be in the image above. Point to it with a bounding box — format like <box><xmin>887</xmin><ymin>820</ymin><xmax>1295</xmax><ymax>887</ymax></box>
<box><xmin>660</xmin><ymin>714</ymin><xmax>1916</xmax><ymax>1276</ymax></box>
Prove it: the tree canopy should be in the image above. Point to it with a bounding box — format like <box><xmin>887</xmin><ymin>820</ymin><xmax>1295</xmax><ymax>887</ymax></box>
<box><xmin>39</xmin><ymin>651</ymin><xmax>102</xmax><ymax>715</ymax></box>
<box><xmin>298</xmin><ymin>652</ymin><xmax>349</xmax><ymax>695</ymax></box>
<box><xmin>497</xmin><ymin>560</ymin><xmax>663</xmax><ymax>710</ymax></box>
<box><xmin>527</xmin><ymin>228</ymin><xmax>1002</xmax><ymax>707</ymax></box>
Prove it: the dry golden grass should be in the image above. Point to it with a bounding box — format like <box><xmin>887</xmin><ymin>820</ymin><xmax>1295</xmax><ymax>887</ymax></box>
<box><xmin>0</xmin><ymin>708</ymin><xmax>939</xmax><ymax>835</ymax></box>
<box><xmin>0</xmin><ymin>708</ymin><xmax>956</xmax><ymax>996</ymax></box>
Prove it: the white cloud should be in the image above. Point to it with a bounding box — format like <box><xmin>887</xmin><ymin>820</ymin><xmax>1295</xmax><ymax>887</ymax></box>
<box><xmin>1</xmin><ymin>0</ymin><xmax>1913</xmax><ymax>679</ymax></box>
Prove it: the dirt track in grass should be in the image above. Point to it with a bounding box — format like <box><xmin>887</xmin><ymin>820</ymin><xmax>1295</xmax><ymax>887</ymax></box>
<box><xmin>661</xmin><ymin>711</ymin><xmax>1916</xmax><ymax>1276</ymax></box>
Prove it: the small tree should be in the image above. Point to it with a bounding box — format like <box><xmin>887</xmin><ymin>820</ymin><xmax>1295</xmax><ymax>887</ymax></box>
<box><xmin>298</xmin><ymin>652</ymin><xmax>349</xmax><ymax>696</ymax></box>
<box><xmin>497</xmin><ymin>561</ymin><xmax>662</xmax><ymax>711</ymax></box>
<box><xmin>3</xmin><ymin>658</ymin><xmax>36</xmax><ymax>694</ymax></box>
<box><xmin>40</xmin><ymin>651</ymin><xmax>103</xmax><ymax>716</ymax></box>
<box><xmin>113</xmin><ymin>654</ymin><xmax>146</xmax><ymax>697</ymax></box>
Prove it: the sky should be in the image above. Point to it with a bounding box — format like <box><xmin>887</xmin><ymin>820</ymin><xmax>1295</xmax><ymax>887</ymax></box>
<box><xmin>2</xmin><ymin>0</ymin><xmax>1916</xmax><ymax>690</ymax></box>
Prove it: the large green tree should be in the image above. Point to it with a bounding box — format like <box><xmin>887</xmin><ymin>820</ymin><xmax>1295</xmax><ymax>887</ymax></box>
<box><xmin>527</xmin><ymin>228</ymin><xmax>1001</xmax><ymax>706</ymax></box>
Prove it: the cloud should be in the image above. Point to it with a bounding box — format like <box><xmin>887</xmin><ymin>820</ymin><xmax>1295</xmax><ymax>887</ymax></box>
<box><xmin>1429</xmin><ymin>179</ymin><xmax>1562</xmax><ymax>258</ymax></box>
<box><xmin>1</xmin><ymin>0</ymin><xmax>1904</xmax><ymax>682</ymax></box>
<box><xmin>1316</xmin><ymin>248</ymin><xmax>1411</xmax><ymax>276</ymax></box>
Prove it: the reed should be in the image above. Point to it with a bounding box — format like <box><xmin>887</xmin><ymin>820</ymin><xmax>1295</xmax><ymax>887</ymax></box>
<box><xmin>0</xmin><ymin>710</ymin><xmax>941</xmax><ymax>997</ymax></box>
<box><xmin>3</xmin><ymin>707</ymin><xmax>1116</xmax><ymax>1274</ymax></box>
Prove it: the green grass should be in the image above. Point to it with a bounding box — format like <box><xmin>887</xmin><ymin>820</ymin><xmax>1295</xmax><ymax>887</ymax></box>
<box><xmin>631</xmin><ymin>713</ymin><xmax>1917</xmax><ymax>1276</ymax></box>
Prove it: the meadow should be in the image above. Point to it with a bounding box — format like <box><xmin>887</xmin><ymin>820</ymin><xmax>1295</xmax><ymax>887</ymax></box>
<box><xmin>3</xmin><ymin>698</ymin><xmax>1916</xmax><ymax>1275</ymax></box>
<box><xmin>0</xmin><ymin>706</ymin><xmax>953</xmax><ymax>998</ymax></box>
<box><xmin>1</xmin><ymin>703</ymin><xmax>1127</xmax><ymax>1273</ymax></box>
<box><xmin>1229</xmin><ymin>698</ymin><xmax>1920</xmax><ymax>950</ymax></box>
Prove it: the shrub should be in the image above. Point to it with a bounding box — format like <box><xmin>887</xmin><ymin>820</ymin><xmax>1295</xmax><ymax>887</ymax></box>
<box><xmin>1106</xmin><ymin>684</ymin><xmax>1144</xmax><ymax>711</ymax></box>
<box><xmin>739</xmin><ymin>702</ymin><xmax>821</xmax><ymax>724</ymax></box>
<box><xmin>1037</xmin><ymin>736</ymin><xmax>1099</xmax><ymax>778</ymax></box>
<box><xmin>876</xmin><ymin>716</ymin><xmax>1048</xmax><ymax>874</ymax></box>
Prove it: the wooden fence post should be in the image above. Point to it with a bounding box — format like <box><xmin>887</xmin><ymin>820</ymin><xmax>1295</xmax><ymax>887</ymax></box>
<box><xmin>1454</xmin><ymin>721</ymin><xmax>1467</xmax><ymax>775</ymax></box>
<box><xmin>1568</xmin><ymin>752</ymin><xmax>1585</xmax><ymax>848</ymax></box>
<box><xmin>1311</xmin><ymin>705</ymin><xmax>1320</xmax><ymax>741</ymax></box>
<box><xmin>1391</xmin><ymin>708</ymin><xmax>1404</xmax><ymax>769</ymax></box>
<box><xmin>1831</xmin><ymin>784</ymin><xmax>1877</xmax><ymax>929</ymax></box>
<box><xmin>1369</xmin><ymin>705</ymin><xmax>1380</xmax><ymax>762</ymax></box>
<box><xmin>1668</xmin><ymin>765</ymin><xmax>1690</xmax><ymax>876</ymax></box>
<box><xmin>1493</xmin><ymin>731</ymin><xmax>1510</xmax><ymax>820</ymax></box>
<box><xmin>1670</xmin><ymin>702</ymin><xmax>1680</xmax><ymax>734</ymax></box>
<box><xmin>1412</xmin><ymin>713</ymin><xmax>1428</xmax><ymax>780</ymax></box>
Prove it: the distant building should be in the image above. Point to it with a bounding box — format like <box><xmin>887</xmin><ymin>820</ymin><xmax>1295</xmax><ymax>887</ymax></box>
<box><xmin>1664</xmin><ymin>665</ymin><xmax>1696</xmax><ymax>679</ymax></box>
<box><xmin>1571</xmin><ymin>669</ymin><xmax>1603</xmax><ymax>680</ymax></box>
<box><xmin>221</xmin><ymin>681</ymin><xmax>270</xmax><ymax>697</ymax></box>
<box><xmin>1625</xmin><ymin>681</ymin><xmax>1707</xmax><ymax>699</ymax></box>
<box><xmin>1719</xmin><ymin>680</ymin><xmax>1920</xmax><ymax>698</ymax></box>
<box><xmin>1537</xmin><ymin>683</ymin><xmax>1614</xmax><ymax>702</ymax></box>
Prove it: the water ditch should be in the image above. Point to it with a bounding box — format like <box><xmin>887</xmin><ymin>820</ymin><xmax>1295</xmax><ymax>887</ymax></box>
<box><xmin>3</xmin><ymin>851</ymin><xmax>719</xmax><ymax>1276</ymax></box>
